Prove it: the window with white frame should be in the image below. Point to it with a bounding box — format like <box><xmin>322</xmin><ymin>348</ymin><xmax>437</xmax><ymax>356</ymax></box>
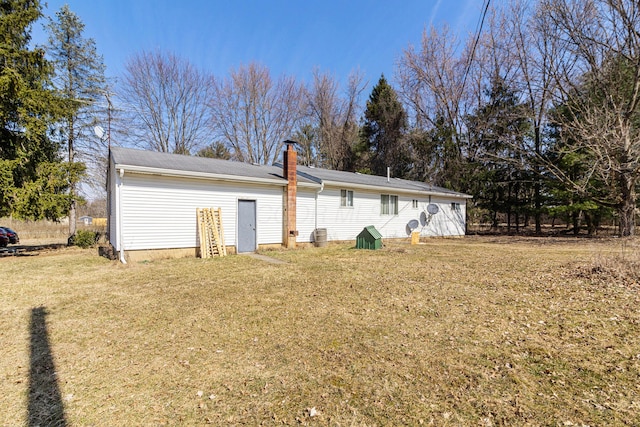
<box><xmin>381</xmin><ymin>194</ymin><xmax>398</xmax><ymax>215</ymax></box>
<box><xmin>340</xmin><ymin>189</ymin><xmax>353</xmax><ymax>207</ymax></box>
<box><xmin>412</xmin><ymin>199</ymin><xmax>419</xmax><ymax>209</ymax></box>
<box><xmin>451</xmin><ymin>202</ymin><xmax>461</xmax><ymax>212</ymax></box>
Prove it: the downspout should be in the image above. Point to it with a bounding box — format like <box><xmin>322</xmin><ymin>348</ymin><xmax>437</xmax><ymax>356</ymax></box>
<box><xmin>106</xmin><ymin>148</ymin><xmax>110</xmax><ymax>243</ymax></box>
<box><xmin>315</xmin><ymin>181</ymin><xmax>324</xmax><ymax>230</ymax></box>
<box><xmin>118</xmin><ymin>168</ymin><xmax>127</xmax><ymax>264</ymax></box>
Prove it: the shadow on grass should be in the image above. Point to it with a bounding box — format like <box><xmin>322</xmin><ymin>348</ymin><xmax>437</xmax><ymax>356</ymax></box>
<box><xmin>0</xmin><ymin>243</ymin><xmax>67</xmax><ymax>257</ymax></box>
<box><xmin>28</xmin><ymin>306</ymin><xmax>67</xmax><ymax>427</ymax></box>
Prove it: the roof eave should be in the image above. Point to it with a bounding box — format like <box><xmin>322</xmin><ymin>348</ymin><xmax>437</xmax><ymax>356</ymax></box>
<box><xmin>115</xmin><ymin>164</ymin><xmax>287</xmax><ymax>186</ymax></box>
<box><xmin>321</xmin><ymin>180</ymin><xmax>471</xmax><ymax>199</ymax></box>
<box><xmin>115</xmin><ymin>163</ymin><xmax>322</xmax><ymax>189</ymax></box>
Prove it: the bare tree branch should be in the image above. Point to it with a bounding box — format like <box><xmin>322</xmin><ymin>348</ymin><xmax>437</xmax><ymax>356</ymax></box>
<box><xmin>541</xmin><ymin>0</ymin><xmax>640</xmax><ymax>235</ymax></box>
<box><xmin>120</xmin><ymin>51</ymin><xmax>212</xmax><ymax>154</ymax></box>
<box><xmin>207</xmin><ymin>62</ymin><xmax>304</xmax><ymax>165</ymax></box>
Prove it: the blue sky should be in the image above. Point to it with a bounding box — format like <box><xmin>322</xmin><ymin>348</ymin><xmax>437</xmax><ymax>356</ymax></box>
<box><xmin>32</xmin><ymin>0</ymin><xmax>486</xmax><ymax>89</ymax></box>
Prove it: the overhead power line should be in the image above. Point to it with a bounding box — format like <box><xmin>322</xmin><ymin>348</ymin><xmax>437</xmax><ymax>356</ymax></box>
<box><xmin>459</xmin><ymin>0</ymin><xmax>492</xmax><ymax>100</ymax></box>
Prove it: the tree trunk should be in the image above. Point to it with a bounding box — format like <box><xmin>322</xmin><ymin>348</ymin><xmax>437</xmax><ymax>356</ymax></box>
<box><xmin>68</xmin><ymin>199</ymin><xmax>76</xmax><ymax>243</ymax></box>
<box><xmin>572</xmin><ymin>211</ymin><xmax>580</xmax><ymax>235</ymax></box>
<box><xmin>507</xmin><ymin>181</ymin><xmax>512</xmax><ymax>234</ymax></box>
<box><xmin>618</xmin><ymin>174</ymin><xmax>636</xmax><ymax>237</ymax></box>
<box><xmin>534</xmin><ymin>126</ymin><xmax>542</xmax><ymax>234</ymax></box>
<box><xmin>68</xmin><ymin>121</ymin><xmax>76</xmax><ymax>244</ymax></box>
<box><xmin>584</xmin><ymin>212</ymin><xmax>595</xmax><ymax>236</ymax></box>
<box><xmin>515</xmin><ymin>181</ymin><xmax>520</xmax><ymax>233</ymax></box>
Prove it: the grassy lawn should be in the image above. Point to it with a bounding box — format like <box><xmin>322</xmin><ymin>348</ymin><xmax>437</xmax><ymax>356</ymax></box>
<box><xmin>1</xmin><ymin>237</ymin><xmax>639</xmax><ymax>426</ymax></box>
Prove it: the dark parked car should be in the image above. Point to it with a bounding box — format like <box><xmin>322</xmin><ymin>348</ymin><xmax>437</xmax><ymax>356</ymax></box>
<box><xmin>0</xmin><ymin>227</ymin><xmax>18</xmax><ymax>245</ymax></box>
<box><xmin>0</xmin><ymin>228</ymin><xmax>8</xmax><ymax>247</ymax></box>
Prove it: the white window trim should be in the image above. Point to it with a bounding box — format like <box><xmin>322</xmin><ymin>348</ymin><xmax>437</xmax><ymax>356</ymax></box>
<box><xmin>340</xmin><ymin>189</ymin><xmax>354</xmax><ymax>208</ymax></box>
<box><xmin>381</xmin><ymin>194</ymin><xmax>399</xmax><ymax>215</ymax></box>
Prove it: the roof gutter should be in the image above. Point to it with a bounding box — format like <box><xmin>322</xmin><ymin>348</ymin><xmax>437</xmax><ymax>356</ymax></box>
<box><xmin>114</xmin><ymin>163</ymin><xmax>321</xmax><ymax>189</ymax></box>
<box><xmin>114</xmin><ymin>164</ymin><xmax>287</xmax><ymax>186</ymax></box>
<box><xmin>320</xmin><ymin>180</ymin><xmax>472</xmax><ymax>199</ymax></box>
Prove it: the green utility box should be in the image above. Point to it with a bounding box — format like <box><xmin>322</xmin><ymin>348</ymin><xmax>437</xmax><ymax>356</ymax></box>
<box><xmin>356</xmin><ymin>225</ymin><xmax>383</xmax><ymax>250</ymax></box>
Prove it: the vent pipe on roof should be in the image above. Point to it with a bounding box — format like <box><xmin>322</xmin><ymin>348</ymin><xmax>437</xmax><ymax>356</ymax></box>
<box><xmin>387</xmin><ymin>167</ymin><xmax>390</xmax><ymax>183</ymax></box>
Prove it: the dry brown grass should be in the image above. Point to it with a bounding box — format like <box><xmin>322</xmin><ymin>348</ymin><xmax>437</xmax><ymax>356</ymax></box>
<box><xmin>571</xmin><ymin>240</ymin><xmax>640</xmax><ymax>287</ymax></box>
<box><xmin>1</xmin><ymin>237</ymin><xmax>639</xmax><ymax>426</ymax></box>
<box><xmin>0</xmin><ymin>217</ymin><xmax>106</xmax><ymax>242</ymax></box>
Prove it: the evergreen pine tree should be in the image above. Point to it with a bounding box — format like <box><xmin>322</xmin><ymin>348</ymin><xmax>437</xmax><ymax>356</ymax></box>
<box><xmin>46</xmin><ymin>4</ymin><xmax>106</xmax><ymax>242</ymax></box>
<box><xmin>0</xmin><ymin>0</ymin><xmax>66</xmax><ymax>219</ymax></box>
<box><xmin>360</xmin><ymin>75</ymin><xmax>409</xmax><ymax>177</ymax></box>
<box><xmin>465</xmin><ymin>77</ymin><xmax>531</xmax><ymax>232</ymax></box>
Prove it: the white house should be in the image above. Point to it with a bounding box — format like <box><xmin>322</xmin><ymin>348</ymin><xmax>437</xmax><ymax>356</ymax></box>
<box><xmin>108</xmin><ymin>143</ymin><xmax>471</xmax><ymax>262</ymax></box>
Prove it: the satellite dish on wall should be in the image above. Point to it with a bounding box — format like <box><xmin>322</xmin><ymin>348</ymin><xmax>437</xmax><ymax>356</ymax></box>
<box><xmin>419</xmin><ymin>204</ymin><xmax>440</xmax><ymax>228</ymax></box>
<box><xmin>406</xmin><ymin>219</ymin><xmax>420</xmax><ymax>236</ymax></box>
<box><xmin>420</xmin><ymin>211</ymin><xmax>428</xmax><ymax>226</ymax></box>
<box><xmin>94</xmin><ymin>125</ymin><xmax>106</xmax><ymax>140</ymax></box>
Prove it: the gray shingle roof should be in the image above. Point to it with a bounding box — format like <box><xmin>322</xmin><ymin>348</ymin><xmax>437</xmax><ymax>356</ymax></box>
<box><xmin>295</xmin><ymin>165</ymin><xmax>471</xmax><ymax>198</ymax></box>
<box><xmin>111</xmin><ymin>146</ymin><xmax>471</xmax><ymax>198</ymax></box>
<box><xmin>111</xmin><ymin>146</ymin><xmax>294</xmax><ymax>183</ymax></box>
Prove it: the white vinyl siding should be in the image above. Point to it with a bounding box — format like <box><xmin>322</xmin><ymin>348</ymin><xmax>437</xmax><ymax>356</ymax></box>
<box><xmin>108</xmin><ymin>160</ymin><xmax>468</xmax><ymax>255</ymax></box>
<box><xmin>428</xmin><ymin>198</ymin><xmax>466</xmax><ymax>236</ymax></box>
<box><xmin>118</xmin><ymin>173</ymin><xmax>283</xmax><ymax>250</ymax></box>
<box><xmin>315</xmin><ymin>187</ymin><xmax>466</xmax><ymax>241</ymax></box>
<box><xmin>315</xmin><ymin>188</ymin><xmax>413</xmax><ymax>240</ymax></box>
<box><xmin>296</xmin><ymin>189</ymin><xmax>317</xmax><ymax>243</ymax></box>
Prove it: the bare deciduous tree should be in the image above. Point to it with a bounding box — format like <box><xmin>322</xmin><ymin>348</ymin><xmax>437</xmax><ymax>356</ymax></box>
<box><xmin>207</xmin><ymin>62</ymin><xmax>304</xmax><ymax>165</ymax></box>
<box><xmin>541</xmin><ymin>0</ymin><xmax>640</xmax><ymax>236</ymax></box>
<box><xmin>467</xmin><ymin>5</ymin><xmax>541</xmax><ymax>233</ymax></box>
<box><xmin>120</xmin><ymin>51</ymin><xmax>212</xmax><ymax>154</ymax></box>
<box><xmin>508</xmin><ymin>0</ymin><xmax>559</xmax><ymax>233</ymax></box>
<box><xmin>399</xmin><ymin>25</ymin><xmax>468</xmax><ymax>131</ymax></box>
<box><xmin>398</xmin><ymin>25</ymin><xmax>474</xmax><ymax>188</ymax></box>
<box><xmin>303</xmin><ymin>69</ymin><xmax>366</xmax><ymax>170</ymax></box>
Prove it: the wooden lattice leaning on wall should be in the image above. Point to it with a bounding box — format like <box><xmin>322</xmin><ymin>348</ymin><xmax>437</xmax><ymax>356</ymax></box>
<box><xmin>196</xmin><ymin>208</ymin><xmax>227</xmax><ymax>258</ymax></box>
